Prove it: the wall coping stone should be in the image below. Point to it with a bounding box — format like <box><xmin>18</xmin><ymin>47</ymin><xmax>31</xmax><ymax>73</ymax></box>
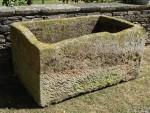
<box><xmin>0</xmin><ymin>3</ymin><xmax>150</xmax><ymax>16</ymax></box>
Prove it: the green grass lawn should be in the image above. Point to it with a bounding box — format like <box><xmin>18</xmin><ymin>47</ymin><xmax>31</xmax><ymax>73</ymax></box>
<box><xmin>0</xmin><ymin>0</ymin><xmax>121</xmax><ymax>6</ymax></box>
<box><xmin>32</xmin><ymin>0</ymin><xmax>118</xmax><ymax>4</ymax></box>
<box><xmin>32</xmin><ymin>0</ymin><xmax>61</xmax><ymax>4</ymax></box>
<box><xmin>0</xmin><ymin>0</ymin><xmax>61</xmax><ymax>6</ymax></box>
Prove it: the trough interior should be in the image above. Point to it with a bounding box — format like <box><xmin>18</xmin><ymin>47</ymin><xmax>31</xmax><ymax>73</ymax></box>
<box><xmin>23</xmin><ymin>16</ymin><xmax>133</xmax><ymax>43</ymax></box>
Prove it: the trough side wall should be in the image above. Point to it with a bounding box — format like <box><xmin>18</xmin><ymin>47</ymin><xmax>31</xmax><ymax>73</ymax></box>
<box><xmin>1</xmin><ymin>3</ymin><xmax>150</xmax><ymax>74</ymax></box>
<box><xmin>11</xmin><ymin>24</ymin><xmax>41</xmax><ymax>104</ymax></box>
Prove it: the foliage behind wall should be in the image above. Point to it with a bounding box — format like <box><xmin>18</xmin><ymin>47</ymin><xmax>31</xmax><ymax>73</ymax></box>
<box><xmin>2</xmin><ymin>0</ymin><xmax>124</xmax><ymax>6</ymax></box>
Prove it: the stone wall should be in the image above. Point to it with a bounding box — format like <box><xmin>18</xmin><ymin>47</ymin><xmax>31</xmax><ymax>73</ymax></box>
<box><xmin>1</xmin><ymin>3</ymin><xmax>150</xmax><ymax>74</ymax></box>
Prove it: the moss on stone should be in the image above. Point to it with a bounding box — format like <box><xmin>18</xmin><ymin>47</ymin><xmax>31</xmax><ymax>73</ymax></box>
<box><xmin>11</xmin><ymin>15</ymin><xmax>146</xmax><ymax>107</ymax></box>
<box><xmin>22</xmin><ymin>15</ymin><xmax>135</xmax><ymax>44</ymax></box>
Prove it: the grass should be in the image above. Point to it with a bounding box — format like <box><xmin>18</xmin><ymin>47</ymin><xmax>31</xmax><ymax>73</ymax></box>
<box><xmin>0</xmin><ymin>46</ymin><xmax>149</xmax><ymax>113</ymax></box>
<box><xmin>0</xmin><ymin>0</ymin><xmax>61</xmax><ymax>6</ymax></box>
<box><xmin>32</xmin><ymin>0</ymin><xmax>61</xmax><ymax>4</ymax></box>
<box><xmin>31</xmin><ymin>0</ymin><xmax>118</xmax><ymax>4</ymax></box>
<box><xmin>0</xmin><ymin>0</ymin><xmax>122</xmax><ymax>6</ymax></box>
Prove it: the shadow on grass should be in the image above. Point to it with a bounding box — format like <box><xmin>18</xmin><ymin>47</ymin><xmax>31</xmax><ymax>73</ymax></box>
<box><xmin>0</xmin><ymin>48</ymin><xmax>39</xmax><ymax>109</ymax></box>
<box><xmin>0</xmin><ymin>75</ymin><xmax>41</xmax><ymax>109</ymax></box>
<box><xmin>0</xmin><ymin>74</ymin><xmax>39</xmax><ymax>109</ymax></box>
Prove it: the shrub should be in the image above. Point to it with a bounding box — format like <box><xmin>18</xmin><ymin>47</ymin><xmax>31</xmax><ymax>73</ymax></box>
<box><xmin>2</xmin><ymin>0</ymin><xmax>27</xmax><ymax>6</ymax></box>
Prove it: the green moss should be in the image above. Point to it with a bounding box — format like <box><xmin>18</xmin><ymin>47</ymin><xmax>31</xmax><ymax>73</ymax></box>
<box><xmin>73</xmin><ymin>70</ymin><xmax>124</xmax><ymax>92</ymax></box>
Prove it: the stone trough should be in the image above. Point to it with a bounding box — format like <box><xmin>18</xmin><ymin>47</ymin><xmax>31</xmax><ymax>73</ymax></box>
<box><xmin>11</xmin><ymin>15</ymin><xmax>146</xmax><ymax>107</ymax></box>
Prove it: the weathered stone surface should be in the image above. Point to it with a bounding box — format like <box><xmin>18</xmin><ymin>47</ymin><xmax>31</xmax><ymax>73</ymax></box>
<box><xmin>0</xmin><ymin>7</ymin><xmax>15</xmax><ymax>16</ymax></box>
<box><xmin>0</xmin><ymin>35</ymin><xmax>5</xmax><ymax>44</ymax></box>
<box><xmin>40</xmin><ymin>4</ymin><xmax>80</xmax><ymax>14</ymax></box>
<box><xmin>128</xmin><ymin>11</ymin><xmax>141</xmax><ymax>15</ymax></box>
<box><xmin>112</xmin><ymin>11</ymin><xmax>128</xmax><ymax>16</ymax></box>
<box><xmin>0</xmin><ymin>25</ymin><xmax>10</xmax><ymax>34</ymax></box>
<box><xmin>14</xmin><ymin>6</ymin><xmax>41</xmax><ymax>15</ymax></box>
<box><xmin>11</xmin><ymin>15</ymin><xmax>146</xmax><ymax>107</ymax></box>
<box><xmin>47</xmin><ymin>14</ymin><xmax>67</xmax><ymax>19</ymax></box>
<box><xmin>7</xmin><ymin>16</ymin><xmax>22</xmax><ymax>21</ymax></box>
<box><xmin>0</xmin><ymin>3</ymin><xmax>150</xmax><ymax>80</ymax></box>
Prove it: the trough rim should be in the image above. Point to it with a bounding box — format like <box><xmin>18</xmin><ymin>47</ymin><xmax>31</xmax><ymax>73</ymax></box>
<box><xmin>10</xmin><ymin>15</ymin><xmax>145</xmax><ymax>51</ymax></box>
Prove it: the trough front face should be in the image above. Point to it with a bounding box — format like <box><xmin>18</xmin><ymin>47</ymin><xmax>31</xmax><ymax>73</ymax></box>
<box><xmin>11</xmin><ymin>15</ymin><xmax>146</xmax><ymax>107</ymax></box>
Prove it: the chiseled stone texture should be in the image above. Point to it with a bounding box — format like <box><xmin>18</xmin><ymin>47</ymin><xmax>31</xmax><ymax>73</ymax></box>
<box><xmin>11</xmin><ymin>15</ymin><xmax>146</xmax><ymax>107</ymax></box>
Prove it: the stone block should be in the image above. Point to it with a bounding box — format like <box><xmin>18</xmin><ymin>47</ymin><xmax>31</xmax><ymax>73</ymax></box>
<box><xmin>0</xmin><ymin>25</ymin><xmax>10</xmax><ymax>34</ymax></box>
<box><xmin>128</xmin><ymin>11</ymin><xmax>141</xmax><ymax>15</ymax></box>
<box><xmin>112</xmin><ymin>11</ymin><xmax>127</xmax><ymax>16</ymax></box>
<box><xmin>11</xmin><ymin>15</ymin><xmax>146</xmax><ymax>107</ymax></box>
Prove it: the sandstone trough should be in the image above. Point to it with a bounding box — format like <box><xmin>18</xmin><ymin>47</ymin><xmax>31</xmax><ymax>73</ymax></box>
<box><xmin>11</xmin><ymin>15</ymin><xmax>146</xmax><ymax>107</ymax></box>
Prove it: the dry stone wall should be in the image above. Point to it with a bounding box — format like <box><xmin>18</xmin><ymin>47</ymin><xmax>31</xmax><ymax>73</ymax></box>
<box><xmin>0</xmin><ymin>3</ymin><xmax>150</xmax><ymax>74</ymax></box>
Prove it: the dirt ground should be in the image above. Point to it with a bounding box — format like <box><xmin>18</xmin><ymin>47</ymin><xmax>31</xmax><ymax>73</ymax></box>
<box><xmin>0</xmin><ymin>46</ymin><xmax>150</xmax><ymax>113</ymax></box>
